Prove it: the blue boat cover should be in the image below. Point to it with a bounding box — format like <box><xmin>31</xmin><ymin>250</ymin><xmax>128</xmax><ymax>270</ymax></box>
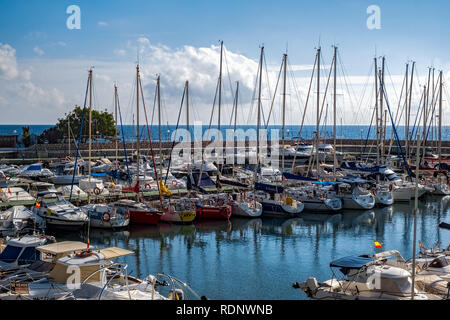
<box><xmin>313</xmin><ymin>181</ymin><xmax>336</xmax><ymax>186</ymax></box>
<box><xmin>27</xmin><ymin>164</ymin><xmax>42</xmax><ymax>171</ymax></box>
<box><xmin>91</xmin><ymin>173</ymin><xmax>107</xmax><ymax>177</ymax></box>
<box><xmin>254</xmin><ymin>182</ymin><xmax>284</xmax><ymax>194</ymax></box>
<box><xmin>330</xmin><ymin>255</ymin><xmax>373</xmax><ymax>269</ymax></box>
<box><xmin>283</xmin><ymin>172</ymin><xmax>318</xmax><ymax>182</ymax></box>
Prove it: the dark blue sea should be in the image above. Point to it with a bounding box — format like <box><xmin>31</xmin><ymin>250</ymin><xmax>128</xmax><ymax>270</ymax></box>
<box><xmin>2</xmin><ymin>124</ymin><xmax>450</xmax><ymax>143</ymax></box>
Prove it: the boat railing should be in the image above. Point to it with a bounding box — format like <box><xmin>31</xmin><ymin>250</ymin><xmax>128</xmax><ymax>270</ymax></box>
<box><xmin>151</xmin><ymin>272</ymin><xmax>203</xmax><ymax>300</ymax></box>
<box><xmin>80</xmin><ymin>262</ymin><xmax>132</xmax><ymax>300</ymax></box>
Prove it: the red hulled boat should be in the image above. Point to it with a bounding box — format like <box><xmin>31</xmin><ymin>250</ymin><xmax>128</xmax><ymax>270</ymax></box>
<box><xmin>193</xmin><ymin>195</ymin><xmax>232</xmax><ymax>220</ymax></box>
<box><xmin>112</xmin><ymin>199</ymin><xmax>163</xmax><ymax>225</ymax></box>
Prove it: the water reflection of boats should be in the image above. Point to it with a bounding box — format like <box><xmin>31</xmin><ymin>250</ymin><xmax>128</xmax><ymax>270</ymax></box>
<box><xmin>299</xmin><ymin>213</ymin><xmax>342</xmax><ymax>225</ymax></box>
<box><xmin>230</xmin><ymin>218</ymin><xmax>262</xmax><ymax>232</ymax></box>
<box><xmin>194</xmin><ymin>219</ymin><xmax>232</xmax><ymax>233</ymax></box>
<box><xmin>374</xmin><ymin>205</ymin><xmax>394</xmax><ymax>221</ymax></box>
<box><xmin>260</xmin><ymin>218</ymin><xmax>304</xmax><ymax>235</ymax></box>
<box><xmin>88</xmin><ymin>228</ymin><xmax>130</xmax><ymax>244</ymax></box>
<box><xmin>390</xmin><ymin>202</ymin><xmax>416</xmax><ymax>214</ymax></box>
<box><xmin>340</xmin><ymin>210</ymin><xmax>375</xmax><ymax>227</ymax></box>
<box><xmin>128</xmin><ymin>223</ymin><xmax>195</xmax><ymax>238</ymax></box>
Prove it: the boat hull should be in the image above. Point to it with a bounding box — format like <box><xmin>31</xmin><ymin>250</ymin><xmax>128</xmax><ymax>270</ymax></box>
<box><xmin>129</xmin><ymin>210</ymin><xmax>162</xmax><ymax>225</ymax></box>
<box><xmin>196</xmin><ymin>206</ymin><xmax>231</xmax><ymax>220</ymax></box>
<box><xmin>42</xmin><ymin>216</ymin><xmax>87</xmax><ymax>229</ymax></box>
<box><xmin>231</xmin><ymin>202</ymin><xmax>263</xmax><ymax>218</ymax></box>
<box><xmin>392</xmin><ymin>187</ymin><xmax>427</xmax><ymax>201</ymax></box>
<box><xmin>261</xmin><ymin>200</ymin><xmax>304</xmax><ymax>218</ymax></box>
<box><xmin>161</xmin><ymin>210</ymin><xmax>196</xmax><ymax>224</ymax></box>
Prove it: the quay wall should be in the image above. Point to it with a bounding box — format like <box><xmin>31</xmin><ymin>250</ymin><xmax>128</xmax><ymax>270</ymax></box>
<box><xmin>1</xmin><ymin>139</ymin><xmax>448</xmax><ymax>163</ymax></box>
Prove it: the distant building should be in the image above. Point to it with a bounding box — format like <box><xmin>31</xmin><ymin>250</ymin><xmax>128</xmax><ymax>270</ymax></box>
<box><xmin>0</xmin><ymin>135</ymin><xmax>18</xmax><ymax>148</ymax></box>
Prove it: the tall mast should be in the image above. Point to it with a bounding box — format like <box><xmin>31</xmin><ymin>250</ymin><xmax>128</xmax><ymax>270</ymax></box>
<box><xmin>411</xmin><ymin>131</ymin><xmax>421</xmax><ymax>300</ymax></box>
<box><xmin>115</xmin><ymin>85</ymin><xmax>118</xmax><ymax>171</ymax></box>
<box><xmin>439</xmin><ymin>71</ymin><xmax>443</xmax><ymax>166</ymax></box>
<box><xmin>333</xmin><ymin>46</ymin><xmax>337</xmax><ymax>181</ymax></box>
<box><xmin>186</xmin><ymin>80</ymin><xmax>190</xmax><ymax>173</ymax></box>
<box><xmin>68</xmin><ymin>115</ymin><xmax>71</xmax><ymax>157</ymax></box>
<box><xmin>88</xmin><ymin>69</ymin><xmax>93</xmax><ymax>204</ymax></box>
<box><xmin>233</xmin><ymin>81</ymin><xmax>239</xmax><ymax>179</ymax></box>
<box><xmin>136</xmin><ymin>65</ymin><xmax>140</xmax><ymax>198</ymax></box>
<box><xmin>218</xmin><ymin>41</ymin><xmax>223</xmax><ymax>132</ymax></box>
<box><xmin>380</xmin><ymin>56</ymin><xmax>385</xmax><ymax>164</ymax></box>
<box><xmin>281</xmin><ymin>53</ymin><xmax>287</xmax><ymax>177</ymax></box>
<box><xmin>374</xmin><ymin>57</ymin><xmax>379</xmax><ymax>165</ymax></box>
<box><xmin>316</xmin><ymin>47</ymin><xmax>320</xmax><ymax>177</ymax></box>
<box><xmin>407</xmin><ymin>62</ymin><xmax>415</xmax><ymax>159</ymax></box>
<box><xmin>255</xmin><ymin>46</ymin><xmax>264</xmax><ymax>182</ymax></box>
<box><xmin>422</xmin><ymin>85</ymin><xmax>427</xmax><ymax>166</ymax></box>
<box><xmin>157</xmin><ymin>75</ymin><xmax>162</xmax><ymax>178</ymax></box>
<box><xmin>404</xmin><ymin>63</ymin><xmax>409</xmax><ymax>160</ymax></box>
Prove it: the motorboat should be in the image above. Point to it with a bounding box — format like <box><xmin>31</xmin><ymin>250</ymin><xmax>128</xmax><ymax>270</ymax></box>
<box><xmin>79</xmin><ymin>177</ymin><xmax>109</xmax><ymax>196</ymax></box>
<box><xmin>390</xmin><ymin>180</ymin><xmax>428</xmax><ymax>201</ymax></box>
<box><xmin>0</xmin><ymin>235</ymin><xmax>50</xmax><ymax>273</ymax></box>
<box><xmin>369</xmin><ymin>183</ymin><xmax>394</xmax><ymax>206</ymax></box>
<box><xmin>17</xmin><ymin>163</ymin><xmax>54</xmax><ymax>181</ymax></box>
<box><xmin>111</xmin><ymin>199</ymin><xmax>163</xmax><ymax>225</ymax></box>
<box><xmin>49</xmin><ymin>174</ymin><xmax>84</xmax><ymax>185</ymax></box>
<box><xmin>294</xmin><ymin>252</ymin><xmax>438</xmax><ymax>300</ymax></box>
<box><xmin>326</xmin><ymin>179</ymin><xmax>375</xmax><ymax>210</ymax></box>
<box><xmin>285</xmin><ymin>184</ymin><xmax>342</xmax><ymax>213</ymax></box>
<box><xmin>29</xmin><ymin>182</ymin><xmax>58</xmax><ymax>199</ymax></box>
<box><xmin>414</xmin><ymin>255</ymin><xmax>450</xmax><ymax>299</ymax></box>
<box><xmin>56</xmin><ymin>185</ymin><xmax>87</xmax><ymax>198</ymax></box>
<box><xmin>81</xmin><ymin>204</ymin><xmax>130</xmax><ymax>229</ymax></box>
<box><xmin>0</xmin><ymin>246</ymin><xmax>201</xmax><ymax>300</ymax></box>
<box><xmin>0</xmin><ymin>206</ymin><xmax>45</xmax><ymax>236</ymax></box>
<box><xmin>32</xmin><ymin>196</ymin><xmax>88</xmax><ymax>229</ymax></box>
<box><xmin>0</xmin><ymin>187</ymin><xmax>35</xmax><ymax>203</ymax></box>
<box><xmin>0</xmin><ymin>241</ymin><xmax>87</xmax><ymax>292</ymax></box>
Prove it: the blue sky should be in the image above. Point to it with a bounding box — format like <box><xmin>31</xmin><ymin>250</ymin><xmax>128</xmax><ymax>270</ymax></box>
<box><xmin>1</xmin><ymin>0</ymin><xmax>450</xmax><ymax>124</ymax></box>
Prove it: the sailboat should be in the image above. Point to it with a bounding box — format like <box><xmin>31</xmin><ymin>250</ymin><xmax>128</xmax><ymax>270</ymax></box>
<box><xmin>149</xmin><ymin>79</ymin><xmax>196</xmax><ymax>224</ymax></box>
<box><xmin>113</xmin><ymin>65</ymin><xmax>163</xmax><ymax>225</ymax></box>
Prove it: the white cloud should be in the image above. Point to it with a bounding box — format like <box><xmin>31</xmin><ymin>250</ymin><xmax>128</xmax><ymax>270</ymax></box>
<box><xmin>33</xmin><ymin>46</ymin><xmax>44</xmax><ymax>56</ymax></box>
<box><xmin>57</xmin><ymin>41</ymin><xmax>67</xmax><ymax>47</ymax></box>
<box><xmin>98</xmin><ymin>21</ymin><xmax>108</xmax><ymax>27</ymax></box>
<box><xmin>0</xmin><ymin>44</ymin><xmax>66</xmax><ymax>124</ymax></box>
<box><xmin>1</xmin><ymin>39</ymin><xmax>448</xmax><ymax>127</ymax></box>
<box><xmin>0</xmin><ymin>44</ymin><xmax>19</xmax><ymax>79</ymax></box>
<box><xmin>114</xmin><ymin>49</ymin><xmax>126</xmax><ymax>56</ymax></box>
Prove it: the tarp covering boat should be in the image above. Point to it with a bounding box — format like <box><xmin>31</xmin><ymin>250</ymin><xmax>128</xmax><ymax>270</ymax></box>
<box><xmin>330</xmin><ymin>255</ymin><xmax>373</xmax><ymax>269</ymax></box>
<box><xmin>218</xmin><ymin>177</ymin><xmax>249</xmax><ymax>188</ymax></box>
<box><xmin>283</xmin><ymin>172</ymin><xmax>318</xmax><ymax>182</ymax></box>
<box><xmin>187</xmin><ymin>172</ymin><xmax>214</xmax><ymax>193</ymax></box>
<box><xmin>254</xmin><ymin>182</ymin><xmax>284</xmax><ymax>194</ymax></box>
<box><xmin>99</xmin><ymin>247</ymin><xmax>134</xmax><ymax>259</ymax></box>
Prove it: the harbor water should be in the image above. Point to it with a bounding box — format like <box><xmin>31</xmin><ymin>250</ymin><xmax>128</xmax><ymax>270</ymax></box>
<box><xmin>50</xmin><ymin>195</ymin><xmax>450</xmax><ymax>300</ymax></box>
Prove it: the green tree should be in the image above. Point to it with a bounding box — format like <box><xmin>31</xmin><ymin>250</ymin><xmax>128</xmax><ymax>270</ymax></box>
<box><xmin>22</xmin><ymin>126</ymin><xmax>31</xmax><ymax>147</ymax></box>
<box><xmin>38</xmin><ymin>105</ymin><xmax>116</xmax><ymax>144</ymax></box>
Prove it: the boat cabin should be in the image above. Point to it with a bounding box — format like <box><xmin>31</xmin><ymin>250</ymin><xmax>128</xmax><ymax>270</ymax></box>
<box><xmin>47</xmin><ymin>247</ymin><xmax>134</xmax><ymax>284</ymax></box>
<box><xmin>0</xmin><ymin>235</ymin><xmax>47</xmax><ymax>271</ymax></box>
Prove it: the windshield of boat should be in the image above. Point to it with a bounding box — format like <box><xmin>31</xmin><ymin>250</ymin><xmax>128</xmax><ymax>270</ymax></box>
<box><xmin>18</xmin><ymin>247</ymin><xmax>40</xmax><ymax>265</ymax></box>
<box><xmin>377</xmin><ymin>277</ymin><xmax>412</xmax><ymax>296</ymax></box>
<box><xmin>0</xmin><ymin>245</ymin><xmax>22</xmax><ymax>263</ymax></box>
